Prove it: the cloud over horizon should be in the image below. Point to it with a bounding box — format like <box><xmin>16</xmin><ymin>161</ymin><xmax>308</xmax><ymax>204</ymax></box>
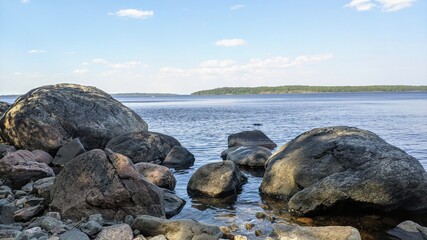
<box><xmin>230</xmin><ymin>4</ymin><xmax>246</xmax><ymax>10</ymax></box>
<box><xmin>214</xmin><ymin>38</ymin><xmax>246</xmax><ymax>47</ymax></box>
<box><xmin>345</xmin><ymin>0</ymin><xmax>416</xmax><ymax>12</ymax></box>
<box><xmin>28</xmin><ymin>49</ymin><xmax>46</xmax><ymax>54</ymax></box>
<box><xmin>111</xmin><ymin>9</ymin><xmax>154</xmax><ymax>19</ymax></box>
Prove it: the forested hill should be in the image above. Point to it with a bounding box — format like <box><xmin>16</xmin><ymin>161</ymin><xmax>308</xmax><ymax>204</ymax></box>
<box><xmin>191</xmin><ymin>85</ymin><xmax>427</xmax><ymax>95</ymax></box>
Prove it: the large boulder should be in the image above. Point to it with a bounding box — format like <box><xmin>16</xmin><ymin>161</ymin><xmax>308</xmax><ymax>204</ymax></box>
<box><xmin>0</xmin><ymin>150</ymin><xmax>55</xmax><ymax>188</ymax></box>
<box><xmin>131</xmin><ymin>215</ymin><xmax>222</xmax><ymax>240</ymax></box>
<box><xmin>0</xmin><ymin>84</ymin><xmax>147</xmax><ymax>154</ymax></box>
<box><xmin>187</xmin><ymin>160</ymin><xmax>247</xmax><ymax>197</ymax></box>
<box><xmin>106</xmin><ymin>131</ymin><xmax>181</xmax><ymax>164</ymax></box>
<box><xmin>50</xmin><ymin>149</ymin><xmax>165</xmax><ymax>221</ymax></box>
<box><xmin>0</xmin><ymin>101</ymin><xmax>10</xmax><ymax>117</ymax></box>
<box><xmin>260</xmin><ymin>126</ymin><xmax>427</xmax><ymax>215</ymax></box>
<box><xmin>228</xmin><ymin>130</ymin><xmax>277</xmax><ymax>150</ymax></box>
<box><xmin>134</xmin><ymin>162</ymin><xmax>176</xmax><ymax>190</ymax></box>
<box><xmin>270</xmin><ymin>224</ymin><xmax>361</xmax><ymax>240</ymax></box>
<box><xmin>225</xmin><ymin>146</ymin><xmax>272</xmax><ymax>168</ymax></box>
<box><xmin>0</xmin><ymin>143</ymin><xmax>16</xmax><ymax>159</ymax></box>
<box><xmin>163</xmin><ymin>146</ymin><xmax>195</xmax><ymax>168</ymax></box>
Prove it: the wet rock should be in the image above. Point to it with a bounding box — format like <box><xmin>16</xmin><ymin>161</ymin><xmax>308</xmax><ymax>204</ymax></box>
<box><xmin>225</xmin><ymin>146</ymin><xmax>271</xmax><ymax>168</ymax></box>
<box><xmin>106</xmin><ymin>131</ymin><xmax>181</xmax><ymax>164</ymax></box>
<box><xmin>163</xmin><ymin>146</ymin><xmax>195</xmax><ymax>168</ymax></box>
<box><xmin>220</xmin><ymin>146</ymin><xmax>239</xmax><ymax>160</ymax></box>
<box><xmin>95</xmin><ymin>224</ymin><xmax>133</xmax><ymax>240</ymax></box>
<box><xmin>134</xmin><ymin>162</ymin><xmax>176</xmax><ymax>190</ymax></box>
<box><xmin>228</xmin><ymin>130</ymin><xmax>277</xmax><ymax>150</ymax></box>
<box><xmin>33</xmin><ymin>177</ymin><xmax>55</xmax><ymax>201</ymax></box>
<box><xmin>387</xmin><ymin>220</ymin><xmax>427</xmax><ymax>240</ymax></box>
<box><xmin>59</xmin><ymin>228</ymin><xmax>90</xmax><ymax>240</ymax></box>
<box><xmin>0</xmin><ymin>143</ymin><xmax>16</xmax><ymax>159</ymax></box>
<box><xmin>52</xmin><ymin>138</ymin><xmax>86</xmax><ymax>167</ymax></box>
<box><xmin>14</xmin><ymin>205</ymin><xmax>45</xmax><ymax>221</ymax></box>
<box><xmin>163</xmin><ymin>189</ymin><xmax>186</xmax><ymax>218</ymax></box>
<box><xmin>32</xmin><ymin>150</ymin><xmax>53</xmax><ymax>165</ymax></box>
<box><xmin>0</xmin><ymin>203</ymin><xmax>17</xmax><ymax>224</ymax></box>
<box><xmin>270</xmin><ymin>224</ymin><xmax>361</xmax><ymax>240</ymax></box>
<box><xmin>132</xmin><ymin>215</ymin><xmax>222</xmax><ymax>240</ymax></box>
<box><xmin>188</xmin><ymin>161</ymin><xmax>247</xmax><ymax>197</ymax></box>
<box><xmin>50</xmin><ymin>149</ymin><xmax>165</xmax><ymax>221</ymax></box>
<box><xmin>260</xmin><ymin>126</ymin><xmax>427</xmax><ymax>215</ymax></box>
<box><xmin>16</xmin><ymin>227</ymin><xmax>48</xmax><ymax>240</ymax></box>
<box><xmin>0</xmin><ymin>150</ymin><xmax>55</xmax><ymax>188</ymax></box>
<box><xmin>0</xmin><ymin>84</ymin><xmax>148</xmax><ymax>154</ymax></box>
<box><xmin>80</xmin><ymin>220</ymin><xmax>102</xmax><ymax>236</ymax></box>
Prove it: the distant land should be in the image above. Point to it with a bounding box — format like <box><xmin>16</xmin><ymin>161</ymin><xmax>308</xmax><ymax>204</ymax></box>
<box><xmin>111</xmin><ymin>93</ymin><xmax>179</xmax><ymax>97</ymax></box>
<box><xmin>191</xmin><ymin>85</ymin><xmax>427</xmax><ymax>95</ymax></box>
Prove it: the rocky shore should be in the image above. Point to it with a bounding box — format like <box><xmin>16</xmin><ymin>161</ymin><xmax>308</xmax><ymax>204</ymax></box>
<box><xmin>1</xmin><ymin>84</ymin><xmax>426</xmax><ymax>240</ymax></box>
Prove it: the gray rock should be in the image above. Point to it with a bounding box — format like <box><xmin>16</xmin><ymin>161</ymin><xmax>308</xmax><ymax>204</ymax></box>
<box><xmin>0</xmin><ymin>229</ymin><xmax>21</xmax><ymax>239</ymax></box>
<box><xmin>125</xmin><ymin>215</ymin><xmax>134</xmax><ymax>226</ymax></box>
<box><xmin>0</xmin><ymin>84</ymin><xmax>148</xmax><ymax>154</ymax></box>
<box><xmin>270</xmin><ymin>224</ymin><xmax>361</xmax><ymax>240</ymax></box>
<box><xmin>0</xmin><ymin>189</ymin><xmax>12</xmax><ymax>198</ymax></box>
<box><xmin>163</xmin><ymin>189</ymin><xmax>185</xmax><ymax>218</ymax></box>
<box><xmin>187</xmin><ymin>160</ymin><xmax>247</xmax><ymax>197</ymax></box>
<box><xmin>52</xmin><ymin>138</ymin><xmax>86</xmax><ymax>167</ymax></box>
<box><xmin>95</xmin><ymin>224</ymin><xmax>133</xmax><ymax>240</ymax></box>
<box><xmin>387</xmin><ymin>220</ymin><xmax>427</xmax><ymax>240</ymax></box>
<box><xmin>0</xmin><ymin>203</ymin><xmax>17</xmax><ymax>224</ymax></box>
<box><xmin>26</xmin><ymin>197</ymin><xmax>46</xmax><ymax>207</ymax></box>
<box><xmin>33</xmin><ymin>177</ymin><xmax>55</xmax><ymax>201</ymax></box>
<box><xmin>21</xmin><ymin>181</ymin><xmax>34</xmax><ymax>193</ymax></box>
<box><xmin>16</xmin><ymin>227</ymin><xmax>48</xmax><ymax>240</ymax></box>
<box><xmin>88</xmin><ymin>214</ymin><xmax>104</xmax><ymax>226</ymax></box>
<box><xmin>32</xmin><ymin>150</ymin><xmax>53</xmax><ymax>165</ymax></box>
<box><xmin>134</xmin><ymin>235</ymin><xmax>148</xmax><ymax>240</ymax></box>
<box><xmin>134</xmin><ymin>162</ymin><xmax>176</xmax><ymax>190</ymax></box>
<box><xmin>132</xmin><ymin>215</ymin><xmax>222</xmax><ymax>240</ymax></box>
<box><xmin>59</xmin><ymin>229</ymin><xmax>90</xmax><ymax>240</ymax></box>
<box><xmin>50</xmin><ymin>149</ymin><xmax>165</xmax><ymax>221</ymax></box>
<box><xmin>228</xmin><ymin>130</ymin><xmax>277</xmax><ymax>150</ymax></box>
<box><xmin>163</xmin><ymin>146</ymin><xmax>195</xmax><ymax>168</ymax></box>
<box><xmin>0</xmin><ymin>143</ymin><xmax>16</xmax><ymax>159</ymax></box>
<box><xmin>220</xmin><ymin>146</ymin><xmax>239</xmax><ymax>160</ymax></box>
<box><xmin>14</xmin><ymin>190</ymin><xmax>27</xmax><ymax>198</ymax></box>
<box><xmin>260</xmin><ymin>126</ymin><xmax>427</xmax><ymax>215</ymax></box>
<box><xmin>80</xmin><ymin>220</ymin><xmax>102</xmax><ymax>236</ymax></box>
<box><xmin>14</xmin><ymin>205</ymin><xmax>45</xmax><ymax>221</ymax></box>
<box><xmin>149</xmin><ymin>235</ymin><xmax>167</xmax><ymax>240</ymax></box>
<box><xmin>0</xmin><ymin>101</ymin><xmax>10</xmax><ymax>116</ymax></box>
<box><xmin>0</xmin><ymin>150</ymin><xmax>55</xmax><ymax>188</ymax></box>
<box><xmin>225</xmin><ymin>146</ymin><xmax>271</xmax><ymax>168</ymax></box>
<box><xmin>106</xmin><ymin>131</ymin><xmax>181</xmax><ymax>164</ymax></box>
<box><xmin>40</xmin><ymin>216</ymin><xmax>64</xmax><ymax>232</ymax></box>
<box><xmin>0</xmin><ymin>198</ymin><xmax>10</xmax><ymax>206</ymax></box>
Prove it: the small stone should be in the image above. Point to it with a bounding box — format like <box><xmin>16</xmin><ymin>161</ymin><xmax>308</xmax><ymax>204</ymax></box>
<box><xmin>6</xmin><ymin>194</ymin><xmax>14</xmax><ymax>202</ymax></box>
<box><xmin>21</xmin><ymin>182</ymin><xmax>34</xmax><ymax>193</ymax></box>
<box><xmin>32</xmin><ymin>150</ymin><xmax>54</xmax><ymax>165</ymax></box>
<box><xmin>14</xmin><ymin>190</ymin><xmax>27</xmax><ymax>198</ymax></box>
<box><xmin>41</xmin><ymin>216</ymin><xmax>63</xmax><ymax>231</ymax></box>
<box><xmin>229</xmin><ymin>223</ymin><xmax>239</xmax><ymax>232</ymax></box>
<box><xmin>0</xmin><ymin>203</ymin><xmax>17</xmax><ymax>224</ymax></box>
<box><xmin>125</xmin><ymin>215</ymin><xmax>134</xmax><ymax>226</ymax></box>
<box><xmin>59</xmin><ymin>228</ymin><xmax>90</xmax><ymax>240</ymax></box>
<box><xmin>25</xmin><ymin>197</ymin><xmax>46</xmax><ymax>207</ymax></box>
<box><xmin>245</xmin><ymin>223</ymin><xmax>254</xmax><ymax>230</ymax></box>
<box><xmin>16</xmin><ymin>227</ymin><xmax>48</xmax><ymax>240</ymax></box>
<box><xmin>234</xmin><ymin>235</ymin><xmax>248</xmax><ymax>240</ymax></box>
<box><xmin>133</xmin><ymin>230</ymin><xmax>140</xmax><ymax>236</ymax></box>
<box><xmin>149</xmin><ymin>235</ymin><xmax>167</xmax><ymax>240</ymax></box>
<box><xmin>45</xmin><ymin>212</ymin><xmax>61</xmax><ymax>220</ymax></box>
<box><xmin>0</xmin><ymin>198</ymin><xmax>10</xmax><ymax>206</ymax></box>
<box><xmin>255</xmin><ymin>212</ymin><xmax>266</xmax><ymax>219</ymax></box>
<box><xmin>33</xmin><ymin>177</ymin><xmax>55</xmax><ymax>200</ymax></box>
<box><xmin>88</xmin><ymin>214</ymin><xmax>104</xmax><ymax>226</ymax></box>
<box><xmin>95</xmin><ymin>224</ymin><xmax>133</xmax><ymax>240</ymax></box>
<box><xmin>14</xmin><ymin>205</ymin><xmax>45</xmax><ymax>222</ymax></box>
<box><xmin>133</xmin><ymin>235</ymin><xmax>147</xmax><ymax>240</ymax></box>
<box><xmin>255</xmin><ymin>230</ymin><xmax>262</xmax><ymax>236</ymax></box>
<box><xmin>49</xmin><ymin>236</ymin><xmax>60</xmax><ymax>240</ymax></box>
<box><xmin>80</xmin><ymin>220</ymin><xmax>102</xmax><ymax>236</ymax></box>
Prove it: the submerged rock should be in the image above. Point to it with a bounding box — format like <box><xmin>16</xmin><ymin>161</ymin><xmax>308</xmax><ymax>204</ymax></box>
<box><xmin>0</xmin><ymin>84</ymin><xmax>147</xmax><ymax>154</ymax></box>
<box><xmin>225</xmin><ymin>145</ymin><xmax>272</xmax><ymax>168</ymax></box>
<box><xmin>270</xmin><ymin>224</ymin><xmax>361</xmax><ymax>240</ymax></box>
<box><xmin>50</xmin><ymin>149</ymin><xmax>165</xmax><ymax>221</ymax></box>
<box><xmin>228</xmin><ymin>130</ymin><xmax>277</xmax><ymax>150</ymax></box>
<box><xmin>163</xmin><ymin>189</ymin><xmax>186</xmax><ymax>218</ymax></box>
<box><xmin>131</xmin><ymin>215</ymin><xmax>222</xmax><ymax>240</ymax></box>
<box><xmin>187</xmin><ymin>160</ymin><xmax>247</xmax><ymax>197</ymax></box>
<box><xmin>106</xmin><ymin>131</ymin><xmax>181</xmax><ymax>164</ymax></box>
<box><xmin>387</xmin><ymin>220</ymin><xmax>427</xmax><ymax>240</ymax></box>
<box><xmin>260</xmin><ymin>126</ymin><xmax>427</xmax><ymax>215</ymax></box>
<box><xmin>134</xmin><ymin>162</ymin><xmax>176</xmax><ymax>190</ymax></box>
<box><xmin>163</xmin><ymin>146</ymin><xmax>195</xmax><ymax>168</ymax></box>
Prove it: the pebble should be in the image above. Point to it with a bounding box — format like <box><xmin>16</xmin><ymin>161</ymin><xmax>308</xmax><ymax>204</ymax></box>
<box><xmin>245</xmin><ymin>223</ymin><xmax>254</xmax><ymax>230</ymax></box>
<box><xmin>296</xmin><ymin>217</ymin><xmax>314</xmax><ymax>225</ymax></box>
<box><xmin>255</xmin><ymin>212</ymin><xmax>267</xmax><ymax>219</ymax></box>
<box><xmin>80</xmin><ymin>220</ymin><xmax>102</xmax><ymax>236</ymax></box>
<box><xmin>255</xmin><ymin>229</ymin><xmax>262</xmax><ymax>237</ymax></box>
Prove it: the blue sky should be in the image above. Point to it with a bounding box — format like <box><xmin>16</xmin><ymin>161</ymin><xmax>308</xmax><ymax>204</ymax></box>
<box><xmin>0</xmin><ymin>0</ymin><xmax>426</xmax><ymax>94</ymax></box>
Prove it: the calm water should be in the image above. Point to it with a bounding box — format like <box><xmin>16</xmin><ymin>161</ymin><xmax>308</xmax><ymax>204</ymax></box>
<box><xmin>120</xmin><ymin>92</ymin><xmax>427</xmax><ymax>239</ymax></box>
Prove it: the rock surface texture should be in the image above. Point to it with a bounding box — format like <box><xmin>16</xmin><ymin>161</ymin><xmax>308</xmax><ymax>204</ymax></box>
<box><xmin>270</xmin><ymin>224</ymin><xmax>361</xmax><ymax>240</ymax></box>
<box><xmin>163</xmin><ymin>146</ymin><xmax>195</xmax><ymax>168</ymax></box>
<box><xmin>134</xmin><ymin>162</ymin><xmax>176</xmax><ymax>190</ymax></box>
<box><xmin>50</xmin><ymin>149</ymin><xmax>165</xmax><ymax>221</ymax></box>
<box><xmin>187</xmin><ymin>160</ymin><xmax>247</xmax><ymax>197</ymax></box>
<box><xmin>52</xmin><ymin>138</ymin><xmax>86</xmax><ymax>167</ymax></box>
<box><xmin>106</xmin><ymin>131</ymin><xmax>181</xmax><ymax>164</ymax></box>
<box><xmin>260</xmin><ymin>126</ymin><xmax>427</xmax><ymax>215</ymax></box>
<box><xmin>131</xmin><ymin>215</ymin><xmax>222</xmax><ymax>240</ymax></box>
<box><xmin>225</xmin><ymin>146</ymin><xmax>272</xmax><ymax>168</ymax></box>
<box><xmin>0</xmin><ymin>101</ymin><xmax>10</xmax><ymax>117</ymax></box>
<box><xmin>387</xmin><ymin>220</ymin><xmax>427</xmax><ymax>240</ymax></box>
<box><xmin>228</xmin><ymin>130</ymin><xmax>277</xmax><ymax>150</ymax></box>
<box><xmin>0</xmin><ymin>84</ymin><xmax>147</xmax><ymax>154</ymax></box>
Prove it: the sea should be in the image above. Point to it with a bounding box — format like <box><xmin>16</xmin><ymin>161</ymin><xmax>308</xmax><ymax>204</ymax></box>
<box><xmin>2</xmin><ymin>92</ymin><xmax>427</xmax><ymax>239</ymax></box>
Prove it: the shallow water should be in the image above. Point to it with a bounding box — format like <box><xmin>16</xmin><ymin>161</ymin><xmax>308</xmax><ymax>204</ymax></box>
<box><xmin>122</xmin><ymin>92</ymin><xmax>427</xmax><ymax>239</ymax></box>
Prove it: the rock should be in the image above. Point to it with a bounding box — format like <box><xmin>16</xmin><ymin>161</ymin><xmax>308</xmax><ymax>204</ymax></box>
<box><xmin>106</xmin><ymin>131</ymin><xmax>181</xmax><ymax>164</ymax></box>
<box><xmin>89</xmin><ymin>214</ymin><xmax>105</xmax><ymax>226</ymax></box>
<box><xmin>0</xmin><ymin>150</ymin><xmax>55</xmax><ymax>188</ymax></box>
<box><xmin>163</xmin><ymin>189</ymin><xmax>186</xmax><ymax>218</ymax></box>
<box><xmin>80</xmin><ymin>220</ymin><xmax>102</xmax><ymax>236</ymax></box>
<box><xmin>0</xmin><ymin>143</ymin><xmax>16</xmax><ymax>159</ymax></box>
<box><xmin>0</xmin><ymin>189</ymin><xmax>12</xmax><ymax>199</ymax></box>
<box><xmin>134</xmin><ymin>235</ymin><xmax>148</xmax><ymax>240</ymax></box>
<box><xmin>0</xmin><ymin>101</ymin><xmax>10</xmax><ymax>116</ymax></box>
<box><xmin>32</xmin><ymin>150</ymin><xmax>53</xmax><ymax>165</ymax></box>
<box><xmin>0</xmin><ymin>84</ymin><xmax>148</xmax><ymax>154</ymax></box>
<box><xmin>125</xmin><ymin>215</ymin><xmax>135</xmax><ymax>226</ymax></box>
<box><xmin>14</xmin><ymin>190</ymin><xmax>27</xmax><ymax>198</ymax></box>
<box><xmin>16</xmin><ymin>227</ymin><xmax>48</xmax><ymax>240</ymax></box>
<box><xmin>95</xmin><ymin>224</ymin><xmax>133</xmax><ymax>240</ymax></box>
<box><xmin>225</xmin><ymin>146</ymin><xmax>271</xmax><ymax>168</ymax></box>
<box><xmin>59</xmin><ymin>229</ymin><xmax>90</xmax><ymax>240</ymax></box>
<box><xmin>21</xmin><ymin>181</ymin><xmax>33</xmax><ymax>193</ymax></box>
<box><xmin>14</xmin><ymin>205</ymin><xmax>45</xmax><ymax>221</ymax></box>
<box><xmin>0</xmin><ymin>229</ymin><xmax>21</xmax><ymax>239</ymax></box>
<box><xmin>270</xmin><ymin>224</ymin><xmax>361</xmax><ymax>240</ymax></box>
<box><xmin>220</xmin><ymin>146</ymin><xmax>239</xmax><ymax>160</ymax></box>
<box><xmin>134</xmin><ymin>162</ymin><xmax>176</xmax><ymax>190</ymax></box>
<box><xmin>0</xmin><ymin>203</ymin><xmax>17</xmax><ymax>224</ymax></box>
<box><xmin>149</xmin><ymin>235</ymin><xmax>167</xmax><ymax>240</ymax></box>
<box><xmin>228</xmin><ymin>130</ymin><xmax>277</xmax><ymax>150</ymax></box>
<box><xmin>387</xmin><ymin>220</ymin><xmax>427</xmax><ymax>240</ymax></box>
<box><xmin>52</xmin><ymin>138</ymin><xmax>86</xmax><ymax>167</ymax></box>
<box><xmin>25</xmin><ymin>197</ymin><xmax>46</xmax><ymax>207</ymax></box>
<box><xmin>187</xmin><ymin>160</ymin><xmax>247</xmax><ymax>197</ymax></box>
<box><xmin>260</xmin><ymin>126</ymin><xmax>427</xmax><ymax>215</ymax></box>
<box><xmin>132</xmin><ymin>215</ymin><xmax>222</xmax><ymax>240</ymax></box>
<box><xmin>33</xmin><ymin>177</ymin><xmax>55</xmax><ymax>201</ymax></box>
<box><xmin>50</xmin><ymin>149</ymin><xmax>165</xmax><ymax>221</ymax></box>
<box><xmin>234</xmin><ymin>235</ymin><xmax>248</xmax><ymax>240</ymax></box>
<box><xmin>163</xmin><ymin>146</ymin><xmax>195</xmax><ymax>168</ymax></box>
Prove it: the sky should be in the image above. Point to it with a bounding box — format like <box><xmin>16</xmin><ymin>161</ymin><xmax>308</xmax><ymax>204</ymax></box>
<box><xmin>0</xmin><ymin>0</ymin><xmax>426</xmax><ymax>95</ymax></box>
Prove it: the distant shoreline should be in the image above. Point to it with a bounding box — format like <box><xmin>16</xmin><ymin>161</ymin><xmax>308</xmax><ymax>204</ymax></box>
<box><xmin>191</xmin><ymin>85</ymin><xmax>427</xmax><ymax>95</ymax></box>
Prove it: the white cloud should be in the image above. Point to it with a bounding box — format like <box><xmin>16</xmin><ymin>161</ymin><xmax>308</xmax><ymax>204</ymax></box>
<box><xmin>377</xmin><ymin>0</ymin><xmax>415</xmax><ymax>12</ymax></box>
<box><xmin>230</xmin><ymin>4</ymin><xmax>246</xmax><ymax>10</ymax></box>
<box><xmin>72</xmin><ymin>69</ymin><xmax>88</xmax><ymax>74</ymax></box>
<box><xmin>214</xmin><ymin>38</ymin><xmax>246</xmax><ymax>47</ymax></box>
<box><xmin>110</xmin><ymin>61</ymin><xmax>144</xmax><ymax>69</ymax></box>
<box><xmin>28</xmin><ymin>49</ymin><xmax>46</xmax><ymax>54</ymax></box>
<box><xmin>111</xmin><ymin>9</ymin><xmax>154</xmax><ymax>19</ymax></box>
<box><xmin>199</xmin><ymin>60</ymin><xmax>235</xmax><ymax>68</ymax></box>
<box><xmin>91</xmin><ymin>58</ymin><xmax>108</xmax><ymax>64</ymax></box>
<box><xmin>345</xmin><ymin>0</ymin><xmax>376</xmax><ymax>11</ymax></box>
